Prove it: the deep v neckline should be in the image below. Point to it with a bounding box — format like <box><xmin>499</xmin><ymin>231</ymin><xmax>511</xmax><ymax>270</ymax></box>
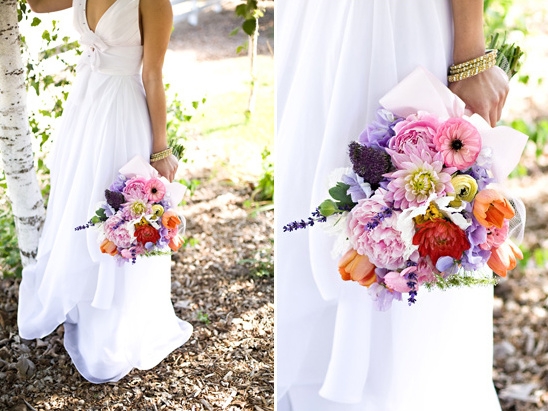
<box><xmin>85</xmin><ymin>0</ymin><xmax>119</xmax><ymax>34</ymax></box>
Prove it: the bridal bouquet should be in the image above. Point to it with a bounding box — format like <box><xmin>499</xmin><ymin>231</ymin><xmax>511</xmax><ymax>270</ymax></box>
<box><xmin>76</xmin><ymin>156</ymin><xmax>187</xmax><ymax>265</ymax></box>
<box><xmin>284</xmin><ymin>67</ymin><xmax>529</xmax><ymax>310</ymax></box>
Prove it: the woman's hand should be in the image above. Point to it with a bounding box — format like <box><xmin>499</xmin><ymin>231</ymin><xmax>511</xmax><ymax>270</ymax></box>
<box><xmin>449</xmin><ymin>66</ymin><xmax>510</xmax><ymax>127</ymax></box>
<box><xmin>450</xmin><ymin>0</ymin><xmax>510</xmax><ymax>127</ymax></box>
<box><xmin>151</xmin><ymin>155</ymin><xmax>178</xmax><ymax>183</ymax></box>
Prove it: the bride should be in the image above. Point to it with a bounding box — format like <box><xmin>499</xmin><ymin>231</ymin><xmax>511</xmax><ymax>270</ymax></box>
<box><xmin>277</xmin><ymin>0</ymin><xmax>509</xmax><ymax>409</ymax></box>
<box><xmin>18</xmin><ymin>0</ymin><xmax>192</xmax><ymax>383</ymax></box>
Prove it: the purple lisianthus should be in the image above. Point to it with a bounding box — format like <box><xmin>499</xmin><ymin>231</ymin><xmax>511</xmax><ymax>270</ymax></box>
<box><xmin>358</xmin><ymin>109</ymin><xmax>402</xmax><ymax>148</ymax></box>
<box><xmin>467</xmin><ymin>164</ymin><xmax>493</xmax><ymax>191</ymax></box>
<box><xmin>461</xmin><ymin>218</ymin><xmax>491</xmax><ymax>271</ymax></box>
<box><xmin>436</xmin><ymin>256</ymin><xmax>460</xmax><ymax>276</ymax></box>
<box><xmin>368</xmin><ymin>282</ymin><xmax>402</xmax><ymax>311</ymax></box>
<box><xmin>109</xmin><ymin>173</ymin><xmax>128</xmax><ymax>193</ymax></box>
<box><xmin>341</xmin><ymin>170</ymin><xmax>372</xmax><ymax>203</ymax></box>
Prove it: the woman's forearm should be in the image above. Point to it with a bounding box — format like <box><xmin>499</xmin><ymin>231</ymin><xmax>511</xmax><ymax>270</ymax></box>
<box><xmin>143</xmin><ymin>74</ymin><xmax>169</xmax><ymax>153</ymax></box>
<box><xmin>26</xmin><ymin>0</ymin><xmax>72</xmax><ymax>13</ymax></box>
<box><xmin>451</xmin><ymin>0</ymin><xmax>485</xmax><ymax>64</ymax></box>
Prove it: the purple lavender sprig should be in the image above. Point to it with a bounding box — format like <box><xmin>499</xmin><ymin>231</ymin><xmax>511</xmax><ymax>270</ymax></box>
<box><xmin>283</xmin><ymin>208</ymin><xmax>327</xmax><ymax>232</ymax></box>
<box><xmin>75</xmin><ymin>219</ymin><xmax>95</xmax><ymax>231</ymax></box>
<box><xmin>406</xmin><ymin>271</ymin><xmax>418</xmax><ymax>306</ymax></box>
<box><xmin>365</xmin><ymin>206</ymin><xmax>393</xmax><ymax>231</ymax></box>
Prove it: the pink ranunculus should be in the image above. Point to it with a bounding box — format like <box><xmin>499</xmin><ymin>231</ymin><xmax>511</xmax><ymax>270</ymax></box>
<box><xmin>123</xmin><ymin>176</ymin><xmax>148</xmax><ymax>201</ymax></box>
<box><xmin>479</xmin><ymin>219</ymin><xmax>509</xmax><ymax>251</ymax></box>
<box><xmin>145</xmin><ymin>178</ymin><xmax>166</xmax><ymax>202</ymax></box>
<box><xmin>389</xmin><ymin>111</ymin><xmax>440</xmax><ymax>156</ymax></box>
<box><xmin>348</xmin><ymin>192</ymin><xmax>407</xmax><ymax>270</ymax></box>
<box><xmin>433</xmin><ymin>117</ymin><xmax>482</xmax><ymax>170</ymax></box>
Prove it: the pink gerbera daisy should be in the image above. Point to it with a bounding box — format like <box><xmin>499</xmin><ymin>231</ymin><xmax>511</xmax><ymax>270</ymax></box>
<box><xmin>433</xmin><ymin>118</ymin><xmax>482</xmax><ymax>170</ymax></box>
<box><xmin>145</xmin><ymin>178</ymin><xmax>166</xmax><ymax>202</ymax></box>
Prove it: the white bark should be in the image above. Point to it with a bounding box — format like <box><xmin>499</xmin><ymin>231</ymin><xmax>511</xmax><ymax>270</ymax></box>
<box><xmin>247</xmin><ymin>17</ymin><xmax>259</xmax><ymax>116</ymax></box>
<box><xmin>0</xmin><ymin>0</ymin><xmax>46</xmax><ymax>267</ymax></box>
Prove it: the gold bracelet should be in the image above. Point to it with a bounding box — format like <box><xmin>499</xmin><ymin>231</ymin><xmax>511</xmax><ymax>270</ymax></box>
<box><xmin>449</xmin><ymin>53</ymin><xmax>497</xmax><ymax>74</ymax></box>
<box><xmin>449</xmin><ymin>49</ymin><xmax>498</xmax><ymax>74</ymax></box>
<box><xmin>150</xmin><ymin>147</ymin><xmax>173</xmax><ymax>162</ymax></box>
<box><xmin>447</xmin><ymin>50</ymin><xmax>497</xmax><ymax>83</ymax></box>
<box><xmin>447</xmin><ymin>58</ymin><xmax>496</xmax><ymax>83</ymax></box>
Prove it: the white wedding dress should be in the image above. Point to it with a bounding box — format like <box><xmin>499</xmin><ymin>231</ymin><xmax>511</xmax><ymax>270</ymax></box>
<box><xmin>18</xmin><ymin>0</ymin><xmax>192</xmax><ymax>383</ymax></box>
<box><xmin>276</xmin><ymin>1</ymin><xmax>502</xmax><ymax>410</ymax></box>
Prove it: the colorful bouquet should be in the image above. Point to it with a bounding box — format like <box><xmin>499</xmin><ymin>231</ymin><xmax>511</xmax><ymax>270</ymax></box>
<box><xmin>76</xmin><ymin>156</ymin><xmax>187</xmax><ymax>265</ymax></box>
<box><xmin>284</xmin><ymin>67</ymin><xmax>529</xmax><ymax>310</ymax></box>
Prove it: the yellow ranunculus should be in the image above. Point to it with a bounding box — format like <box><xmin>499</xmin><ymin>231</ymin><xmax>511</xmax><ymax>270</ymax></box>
<box><xmin>150</xmin><ymin>204</ymin><xmax>164</xmax><ymax>220</ymax></box>
<box><xmin>451</xmin><ymin>174</ymin><xmax>478</xmax><ymax>203</ymax></box>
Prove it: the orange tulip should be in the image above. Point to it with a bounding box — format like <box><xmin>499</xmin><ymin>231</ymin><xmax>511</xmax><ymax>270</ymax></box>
<box><xmin>338</xmin><ymin>249</ymin><xmax>376</xmax><ymax>287</ymax></box>
<box><xmin>473</xmin><ymin>189</ymin><xmax>515</xmax><ymax>229</ymax></box>
<box><xmin>100</xmin><ymin>238</ymin><xmax>117</xmax><ymax>256</ymax></box>
<box><xmin>487</xmin><ymin>239</ymin><xmax>523</xmax><ymax>277</ymax></box>
<box><xmin>168</xmin><ymin>234</ymin><xmax>184</xmax><ymax>252</ymax></box>
<box><xmin>162</xmin><ymin>211</ymin><xmax>181</xmax><ymax>230</ymax></box>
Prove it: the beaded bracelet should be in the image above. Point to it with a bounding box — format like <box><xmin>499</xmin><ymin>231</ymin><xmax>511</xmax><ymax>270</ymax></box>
<box><xmin>447</xmin><ymin>49</ymin><xmax>498</xmax><ymax>83</ymax></box>
<box><xmin>150</xmin><ymin>147</ymin><xmax>173</xmax><ymax>162</ymax></box>
<box><xmin>449</xmin><ymin>49</ymin><xmax>497</xmax><ymax>73</ymax></box>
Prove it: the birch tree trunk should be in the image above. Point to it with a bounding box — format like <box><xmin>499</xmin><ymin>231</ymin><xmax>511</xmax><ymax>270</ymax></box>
<box><xmin>0</xmin><ymin>0</ymin><xmax>46</xmax><ymax>267</ymax></box>
<box><xmin>246</xmin><ymin>17</ymin><xmax>258</xmax><ymax>117</ymax></box>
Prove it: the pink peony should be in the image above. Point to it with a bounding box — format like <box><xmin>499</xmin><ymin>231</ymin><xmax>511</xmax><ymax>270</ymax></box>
<box><xmin>145</xmin><ymin>178</ymin><xmax>166</xmax><ymax>202</ymax></box>
<box><xmin>389</xmin><ymin>111</ymin><xmax>440</xmax><ymax>156</ymax></box>
<box><xmin>123</xmin><ymin>177</ymin><xmax>148</xmax><ymax>201</ymax></box>
<box><xmin>385</xmin><ymin>140</ymin><xmax>456</xmax><ymax>209</ymax></box>
<box><xmin>103</xmin><ymin>215</ymin><xmax>133</xmax><ymax>248</ymax></box>
<box><xmin>479</xmin><ymin>219</ymin><xmax>509</xmax><ymax>251</ymax></box>
<box><xmin>109</xmin><ymin>226</ymin><xmax>133</xmax><ymax>248</ymax></box>
<box><xmin>433</xmin><ymin>118</ymin><xmax>482</xmax><ymax>170</ymax></box>
<box><xmin>348</xmin><ymin>193</ymin><xmax>407</xmax><ymax>270</ymax></box>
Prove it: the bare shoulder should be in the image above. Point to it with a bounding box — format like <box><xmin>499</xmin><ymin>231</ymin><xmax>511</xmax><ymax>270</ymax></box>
<box><xmin>27</xmin><ymin>0</ymin><xmax>72</xmax><ymax>13</ymax></box>
<box><xmin>140</xmin><ymin>0</ymin><xmax>173</xmax><ymax>23</ymax></box>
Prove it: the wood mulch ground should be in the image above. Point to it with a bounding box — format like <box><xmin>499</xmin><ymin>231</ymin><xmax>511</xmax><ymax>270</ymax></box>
<box><xmin>0</xmin><ymin>165</ymin><xmax>273</xmax><ymax>410</ymax></box>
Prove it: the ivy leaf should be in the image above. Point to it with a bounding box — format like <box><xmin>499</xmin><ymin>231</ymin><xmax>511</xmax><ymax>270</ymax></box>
<box><xmin>31</xmin><ymin>17</ymin><xmax>41</xmax><ymax>27</ymax></box>
<box><xmin>242</xmin><ymin>18</ymin><xmax>257</xmax><ymax>36</ymax></box>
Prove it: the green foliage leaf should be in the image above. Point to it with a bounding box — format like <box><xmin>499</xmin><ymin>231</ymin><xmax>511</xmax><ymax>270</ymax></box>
<box><xmin>329</xmin><ymin>182</ymin><xmax>353</xmax><ymax>206</ymax></box>
<box><xmin>234</xmin><ymin>4</ymin><xmax>247</xmax><ymax>17</ymax></box>
<box><xmin>318</xmin><ymin>199</ymin><xmax>337</xmax><ymax>217</ymax></box>
<box><xmin>31</xmin><ymin>17</ymin><xmax>41</xmax><ymax>27</ymax></box>
<box><xmin>242</xmin><ymin>18</ymin><xmax>257</xmax><ymax>36</ymax></box>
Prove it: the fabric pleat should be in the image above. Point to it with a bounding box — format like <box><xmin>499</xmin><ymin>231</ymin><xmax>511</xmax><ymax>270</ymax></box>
<box><xmin>276</xmin><ymin>0</ymin><xmax>501</xmax><ymax>409</ymax></box>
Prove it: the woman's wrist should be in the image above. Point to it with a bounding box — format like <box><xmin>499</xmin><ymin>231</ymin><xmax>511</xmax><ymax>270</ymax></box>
<box><xmin>451</xmin><ymin>0</ymin><xmax>485</xmax><ymax>65</ymax></box>
<box><xmin>152</xmin><ymin>136</ymin><xmax>168</xmax><ymax>153</ymax></box>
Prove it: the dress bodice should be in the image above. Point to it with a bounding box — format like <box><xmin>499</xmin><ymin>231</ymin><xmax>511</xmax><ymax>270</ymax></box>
<box><xmin>73</xmin><ymin>0</ymin><xmax>143</xmax><ymax>75</ymax></box>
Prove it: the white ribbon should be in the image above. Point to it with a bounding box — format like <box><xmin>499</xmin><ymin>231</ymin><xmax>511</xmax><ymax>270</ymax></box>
<box><xmin>379</xmin><ymin>66</ymin><xmax>528</xmax><ymax>182</ymax></box>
